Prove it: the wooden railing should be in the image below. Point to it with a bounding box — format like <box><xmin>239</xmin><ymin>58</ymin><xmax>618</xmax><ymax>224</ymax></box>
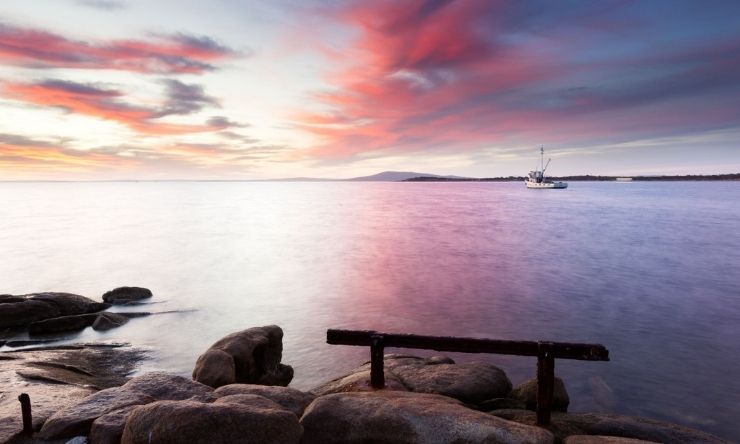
<box><xmin>327</xmin><ymin>329</ymin><xmax>609</xmax><ymax>425</ymax></box>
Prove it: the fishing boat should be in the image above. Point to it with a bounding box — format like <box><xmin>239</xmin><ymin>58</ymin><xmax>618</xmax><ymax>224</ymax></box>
<box><xmin>525</xmin><ymin>147</ymin><xmax>568</xmax><ymax>189</ymax></box>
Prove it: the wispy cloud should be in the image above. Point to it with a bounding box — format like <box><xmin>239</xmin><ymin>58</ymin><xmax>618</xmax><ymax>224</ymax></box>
<box><xmin>0</xmin><ymin>22</ymin><xmax>237</xmax><ymax>74</ymax></box>
<box><xmin>77</xmin><ymin>0</ymin><xmax>127</xmax><ymax>11</ymax></box>
<box><xmin>3</xmin><ymin>79</ymin><xmax>230</xmax><ymax>135</ymax></box>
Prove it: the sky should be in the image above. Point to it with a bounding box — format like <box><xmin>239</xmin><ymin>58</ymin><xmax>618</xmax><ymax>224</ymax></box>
<box><xmin>1</xmin><ymin>0</ymin><xmax>739</xmax><ymax>180</ymax></box>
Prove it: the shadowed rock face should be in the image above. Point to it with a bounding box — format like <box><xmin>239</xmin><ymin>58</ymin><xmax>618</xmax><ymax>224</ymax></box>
<box><xmin>193</xmin><ymin>325</ymin><xmax>294</xmax><ymax>388</ymax></box>
<box><xmin>121</xmin><ymin>399</ymin><xmax>302</xmax><ymax>444</ymax></box>
<box><xmin>0</xmin><ymin>293</ymin><xmax>109</xmax><ymax>329</ymax></box>
<box><xmin>300</xmin><ymin>391</ymin><xmax>554</xmax><ymax>444</ymax></box>
<box><xmin>511</xmin><ymin>376</ymin><xmax>570</xmax><ymax>412</ymax></box>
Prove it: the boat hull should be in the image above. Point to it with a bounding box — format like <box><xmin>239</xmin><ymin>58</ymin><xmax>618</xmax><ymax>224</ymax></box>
<box><xmin>525</xmin><ymin>181</ymin><xmax>568</xmax><ymax>189</ymax></box>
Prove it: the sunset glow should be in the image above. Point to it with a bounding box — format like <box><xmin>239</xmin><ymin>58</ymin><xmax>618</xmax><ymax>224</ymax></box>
<box><xmin>1</xmin><ymin>0</ymin><xmax>739</xmax><ymax>179</ymax></box>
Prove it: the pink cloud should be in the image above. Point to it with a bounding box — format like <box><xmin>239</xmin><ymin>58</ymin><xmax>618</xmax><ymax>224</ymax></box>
<box><xmin>293</xmin><ymin>0</ymin><xmax>740</xmax><ymax>162</ymax></box>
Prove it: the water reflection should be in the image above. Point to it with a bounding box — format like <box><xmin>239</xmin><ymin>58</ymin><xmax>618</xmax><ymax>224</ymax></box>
<box><xmin>0</xmin><ymin>181</ymin><xmax>738</xmax><ymax>440</ymax></box>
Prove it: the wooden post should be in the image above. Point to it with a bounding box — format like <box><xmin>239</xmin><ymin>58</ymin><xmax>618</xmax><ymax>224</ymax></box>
<box><xmin>370</xmin><ymin>334</ymin><xmax>385</xmax><ymax>388</ymax></box>
<box><xmin>18</xmin><ymin>393</ymin><xmax>32</xmax><ymax>435</ymax></box>
<box><xmin>536</xmin><ymin>342</ymin><xmax>555</xmax><ymax>426</ymax></box>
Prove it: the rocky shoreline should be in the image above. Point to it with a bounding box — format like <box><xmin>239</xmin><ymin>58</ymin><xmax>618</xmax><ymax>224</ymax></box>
<box><xmin>1</xmin><ymin>291</ymin><xmax>730</xmax><ymax>443</ymax></box>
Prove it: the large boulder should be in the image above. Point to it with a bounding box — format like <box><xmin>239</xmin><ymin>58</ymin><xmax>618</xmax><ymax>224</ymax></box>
<box><xmin>214</xmin><ymin>384</ymin><xmax>316</xmax><ymax>417</ymax></box>
<box><xmin>511</xmin><ymin>376</ymin><xmax>570</xmax><ymax>412</ymax></box>
<box><xmin>393</xmin><ymin>362</ymin><xmax>512</xmax><ymax>404</ymax></box>
<box><xmin>121</xmin><ymin>372</ymin><xmax>214</xmax><ymax>401</ymax></box>
<box><xmin>38</xmin><ymin>387</ymin><xmax>155</xmax><ymax>439</ymax></box>
<box><xmin>102</xmin><ymin>287</ymin><xmax>153</xmax><ymax>304</ymax></box>
<box><xmin>300</xmin><ymin>391</ymin><xmax>553</xmax><ymax>444</ymax></box>
<box><xmin>490</xmin><ymin>410</ymin><xmax>727</xmax><ymax>443</ymax></box>
<box><xmin>89</xmin><ymin>408</ymin><xmax>136</xmax><ymax>444</ymax></box>
<box><xmin>310</xmin><ymin>354</ymin><xmax>511</xmax><ymax>405</ymax></box>
<box><xmin>0</xmin><ymin>292</ymin><xmax>108</xmax><ymax>329</ymax></box>
<box><xmin>193</xmin><ymin>325</ymin><xmax>293</xmax><ymax>388</ymax></box>
<box><xmin>310</xmin><ymin>369</ymin><xmax>409</xmax><ymax>396</ymax></box>
<box><xmin>121</xmin><ymin>399</ymin><xmax>302</xmax><ymax>444</ymax></box>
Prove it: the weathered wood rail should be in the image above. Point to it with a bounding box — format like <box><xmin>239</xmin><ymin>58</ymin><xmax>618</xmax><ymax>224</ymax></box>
<box><xmin>326</xmin><ymin>329</ymin><xmax>609</xmax><ymax>426</ymax></box>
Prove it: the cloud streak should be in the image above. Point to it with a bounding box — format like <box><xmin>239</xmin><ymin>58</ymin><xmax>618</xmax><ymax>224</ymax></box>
<box><xmin>0</xmin><ymin>22</ymin><xmax>236</xmax><ymax>74</ymax></box>
<box><xmin>4</xmin><ymin>79</ymin><xmax>231</xmax><ymax>135</ymax></box>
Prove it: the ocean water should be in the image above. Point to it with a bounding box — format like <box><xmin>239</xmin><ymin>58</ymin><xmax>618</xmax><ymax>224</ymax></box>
<box><xmin>1</xmin><ymin>181</ymin><xmax>738</xmax><ymax>440</ymax></box>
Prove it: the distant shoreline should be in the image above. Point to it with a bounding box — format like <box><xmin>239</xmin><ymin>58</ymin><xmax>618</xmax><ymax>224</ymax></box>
<box><xmin>1</xmin><ymin>173</ymin><xmax>739</xmax><ymax>183</ymax></box>
<box><xmin>404</xmin><ymin>173</ymin><xmax>740</xmax><ymax>182</ymax></box>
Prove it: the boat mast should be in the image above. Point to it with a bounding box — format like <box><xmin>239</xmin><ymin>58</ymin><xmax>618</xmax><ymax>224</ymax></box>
<box><xmin>540</xmin><ymin>146</ymin><xmax>544</xmax><ymax>173</ymax></box>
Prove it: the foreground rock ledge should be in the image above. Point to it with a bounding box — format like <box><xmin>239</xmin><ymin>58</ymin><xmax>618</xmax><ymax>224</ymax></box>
<box><xmin>300</xmin><ymin>391</ymin><xmax>554</xmax><ymax>444</ymax></box>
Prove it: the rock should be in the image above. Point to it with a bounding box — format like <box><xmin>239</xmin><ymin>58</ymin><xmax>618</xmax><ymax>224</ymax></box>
<box><xmin>479</xmin><ymin>397</ymin><xmax>528</xmax><ymax>411</ymax></box>
<box><xmin>310</xmin><ymin>369</ymin><xmax>409</xmax><ymax>396</ymax></box>
<box><xmin>122</xmin><ymin>372</ymin><xmax>213</xmax><ymax>401</ymax></box>
<box><xmin>214</xmin><ymin>393</ymin><xmax>286</xmax><ymax>410</ymax></box>
<box><xmin>300</xmin><ymin>391</ymin><xmax>554</xmax><ymax>444</ymax></box>
<box><xmin>310</xmin><ymin>354</ymin><xmax>511</xmax><ymax>405</ymax></box>
<box><xmin>29</xmin><ymin>313</ymin><xmax>98</xmax><ymax>335</ymax></box>
<box><xmin>192</xmin><ymin>325</ymin><xmax>294</xmax><ymax>388</ymax></box>
<box><xmin>565</xmin><ymin>436</ymin><xmax>659</xmax><ymax>444</ymax></box>
<box><xmin>0</xmin><ymin>343</ymin><xmax>145</xmax><ymax>443</ymax></box>
<box><xmin>89</xmin><ymin>408</ymin><xmax>137</xmax><ymax>444</ymax></box>
<box><xmin>0</xmin><ymin>292</ymin><xmax>108</xmax><ymax>329</ymax></box>
<box><xmin>214</xmin><ymin>384</ymin><xmax>316</xmax><ymax>417</ymax></box>
<box><xmin>66</xmin><ymin>436</ymin><xmax>88</xmax><ymax>444</ymax></box>
<box><xmin>489</xmin><ymin>410</ymin><xmax>727</xmax><ymax>443</ymax></box>
<box><xmin>121</xmin><ymin>399</ymin><xmax>302</xmax><ymax>444</ymax></box>
<box><xmin>92</xmin><ymin>312</ymin><xmax>130</xmax><ymax>331</ymax></box>
<box><xmin>393</xmin><ymin>362</ymin><xmax>512</xmax><ymax>404</ymax></box>
<box><xmin>102</xmin><ymin>287</ymin><xmax>153</xmax><ymax>304</ymax></box>
<box><xmin>31</xmin><ymin>292</ymin><xmax>109</xmax><ymax>317</ymax></box>
<box><xmin>512</xmin><ymin>376</ymin><xmax>570</xmax><ymax>412</ymax></box>
<box><xmin>39</xmin><ymin>387</ymin><xmax>156</xmax><ymax>439</ymax></box>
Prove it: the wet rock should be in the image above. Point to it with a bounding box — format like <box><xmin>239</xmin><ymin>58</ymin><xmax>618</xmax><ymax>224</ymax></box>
<box><xmin>92</xmin><ymin>312</ymin><xmax>130</xmax><ymax>331</ymax></box>
<box><xmin>192</xmin><ymin>325</ymin><xmax>294</xmax><ymax>388</ymax></box>
<box><xmin>121</xmin><ymin>399</ymin><xmax>302</xmax><ymax>444</ymax></box>
<box><xmin>215</xmin><ymin>384</ymin><xmax>316</xmax><ymax>417</ymax></box>
<box><xmin>122</xmin><ymin>372</ymin><xmax>213</xmax><ymax>401</ymax></box>
<box><xmin>490</xmin><ymin>410</ymin><xmax>727</xmax><ymax>443</ymax></box>
<box><xmin>512</xmin><ymin>376</ymin><xmax>570</xmax><ymax>412</ymax></box>
<box><xmin>300</xmin><ymin>391</ymin><xmax>554</xmax><ymax>444</ymax></box>
<box><xmin>29</xmin><ymin>313</ymin><xmax>98</xmax><ymax>335</ymax></box>
<box><xmin>102</xmin><ymin>287</ymin><xmax>153</xmax><ymax>305</ymax></box>
<box><xmin>0</xmin><ymin>292</ymin><xmax>108</xmax><ymax>329</ymax></box>
<box><xmin>39</xmin><ymin>387</ymin><xmax>156</xmax><ymax>439</ymax></box>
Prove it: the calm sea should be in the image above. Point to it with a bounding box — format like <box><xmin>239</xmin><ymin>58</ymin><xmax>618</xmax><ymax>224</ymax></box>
<box><xmin>1</xmin><ymin>181</ymin><xmax>738</xmax><ymax>440</ymax></box>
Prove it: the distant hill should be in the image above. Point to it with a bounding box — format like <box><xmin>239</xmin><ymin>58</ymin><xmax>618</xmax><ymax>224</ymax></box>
<box><xmin>347</xmin><ymin>171</ymin><xmax>472</xmax><ymax>181</ymax></box>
